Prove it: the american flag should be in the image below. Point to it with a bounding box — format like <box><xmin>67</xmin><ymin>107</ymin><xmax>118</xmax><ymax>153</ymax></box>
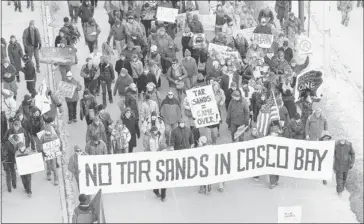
<box><xmin>257</xmin><ymin>93</ymin><xmax>280</xmax><ymax>136</ymax></box>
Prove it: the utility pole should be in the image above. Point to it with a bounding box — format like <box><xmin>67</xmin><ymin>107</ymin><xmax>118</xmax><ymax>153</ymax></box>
<box><xmin>298</xmin><ymin>0</ymin><xmax>305</xmax><ymax>30</ymax></box>
<box><xmin>307</xmin><ymin>1</ymin><xmax>311</xmax><ymax>37</ymax></box>
<box><xmin>323</xmin><ymin>1</ymin><xmax>331</xmax><ymax>77</ymax></box>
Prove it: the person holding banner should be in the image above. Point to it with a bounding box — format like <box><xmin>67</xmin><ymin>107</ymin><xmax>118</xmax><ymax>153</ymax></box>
<box><xmin>170</xmin><ymin>118</ymin><xmax>195</xmax><ymax>151</ymax></box>
<box><xmin>15</xmin><ymin>142</ymin><xmax>33</xmax><ymax>197</ymax></box>
<box><xmin>268</xmin><ymin>125</ymin><xmax>284</xmax><ymax>189</ymax></box>
<box><xmin>305</xmin><ymin>108</ymin><xmax>328</xmax><ymax>141</ymax></box>
<box><xmin>65</xmin><ymin>71</ymin><xmax>83</xmax><ymax>124</ymax></box>
<box><xmin>226</xmin><ymin>90</ymin><xmax>250</xmax><ymax>142</ymax></box>
<box><xmin>160</xmin><ymin>90</ymin><xmax>182</xmax><ymax>145</ymax></box>
<box><xmin>68</xmin><ymin>145</ymin><xmax>88</xmax><ymax>189</ymax></box>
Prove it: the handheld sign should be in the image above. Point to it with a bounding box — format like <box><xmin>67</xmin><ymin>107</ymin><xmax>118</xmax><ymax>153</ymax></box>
<box><xmin>278</xmin><ymin>206</ymin><xmax>302</xmax><ymax>223</ymax></box>
<box><xmin>9</xmin><ymin>133</ymin><xmax>25</xmax><ymax>145</ymax></box>
<box><xmin>40</xmin><ymin>47</ymin><xmax>77</xmax><ymax>65</ymax></box>
<box><xmin>295</xmin><ymin>34</ymin><xmax>313</xmax><ymax>56</ymax></box>
<box><xmin>34</xmin><ymin>79</ymin><xmax>51</xmax><ymax>115</ymax></box>
<box><xmin>42</xmin><ymin>139</ymin><xmax>62</xmax><ymax>161</ymax></box>
<box><xmin>294</xmin><ymin>70</ymin><xmax>323</xmax><ymax>102</ymax></box>
<box><xmin>234</xmin><ymin>125</ymin><xmax>249</xmax><ymax>140</ymax></box>
<box><xmin>252</xmin><ymin>33</ymin><xmax>274</xmax><ymax>48</ymax></box>
<box><xmin>156</xmin><ymin>7</ymin><xmax>179</xmax><ymax>23</ymax></box>
<box><xmin>57</xmin><ymin>81</ymin><xmax>76</xmax><ymax>98</ymax></box>
<box><xmin>16</xmin><ymin>153</ymin><xmax>45</xmax><ymax>175</ymax></box>
<box><xmin>186</xmin><ymin>85</ymin><xmax>221</xmax><ymax>128</ymax></box>
<box><xmin>233</xmin><ymin>26</ymin><xmax>257</xmax><ymax>41</ymax></box>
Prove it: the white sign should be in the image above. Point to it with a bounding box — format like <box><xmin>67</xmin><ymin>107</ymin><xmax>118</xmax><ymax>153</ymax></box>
<box><xmin>9</xmin><ymin>133</ymin><xmax>25</xmax><ymax>145</ymax></box>
<box><xmin>186</xmin><ymin>85</ymin><xmax>221</xmax><ymax>128</ymax></box>
<box><xmin>233</xmin><ymin>26</ymin><xmax>257</xmax><ymax>41</ymax></box>
<box><xmin>295</xmin><ymin>35</ymin><xmax>313</xmax><ymax>56</ymax></box>
<box><xmin>57</xmin><ymin>81</ymin><xmax>76</xmax><ymax>98</ymax></box>
<box><xmin>156</xmin><ymin>7</ymin><xmax>179</xmax><ymax>23</ymax></box>
<box><xmin>79</xmin><ymin>136</ymin><xmax>335</xmax><ymax>195</ymax></box>
<box><xmin>37</xmin><ymin>128</ymin><xmax>57</xmax><ymax>139</ymax></box>
<box><xmin>252</xmin><ymin>33</ymin><xmax>274</xmax><ymax>48</ymax></box>
<box><xmin>278</xmin><ymin>206</ymin><xmax>302</xmax><ymax>223</ymax></box>
<box><xmin>199</xmin><ymin>14</ymin><xmax>216</xmax><ymax>31</ymax></box>
<box><xmin>16</xmin><ymin>153</ymin><xmax>45</xmax><ymax>175</ymax></box>
<box><xmin>42</xmin><ymin>139</ymin><xmax>62</xmax><ymax>161</ymax></box>
<box><xmin>34</xmin><ymin>79</ymin><xmax>51</xmax><ymax>115</ymax></box>
<box><xmin>208</xmin><ymin>43</ymin><xmax>240</xmax><ymax>59</ymax></box>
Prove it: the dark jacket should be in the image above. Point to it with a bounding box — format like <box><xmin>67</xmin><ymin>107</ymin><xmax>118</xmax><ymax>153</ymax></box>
<box><xmin>7</xmin><ymin>41</ymin><xmax>24</xmax><ymax>70</ymax></box>
<box><xmin>22</xmin><ymin>60</ymin><xmax>36</xmax><ymax>81</ymax></box>
<box><xmin>137</xmin><ymin>72</ymin><xmax>157</xmax><ymax>93</ymax></box>
<box><xmin>22</xmin><ymin>27</ymin><xmax>41</xmax><ymax>48</ymax></box>
<box><xmin>121</xmin><ymin>112</ymin><xmax>140</xmax><ymax>148</ymax></box>
<box><xmin>239</xmin><ymin>64</ymin><xmax>254</xmax><ymax>81</ymax></box>
<box><xmin>1</xmin><ymin>63</ymin><xmax>17</xmax><ymax>83</ymax></box>
<box><xmin>170</xmin><ymin>126</ymin><xmax>194</xmax><ymax>150</ymax></box>
<box><xmin>64</xmin><ymin>78</ymin><xmax>82</xmax><ymax>102</ymax></box>
<box><xmin>226</xmin><ymin>99</ymin><xmax>250</xmax><ymax>127</ymax></box>
<box><xmin>115</xmin><ymin>59</ymin><xmax>132</xmax><ymax>76</ymax></box>
<box><xmin>28</xmin><ymin>107</ymin><xmax>44</xmax><ymax>136</ymax></box>
<box><xmin>334</xmin><ymin>141</ymin><xmax>355</xmax><ymax>172</ymax></box>
<box><xmin>72</xmin><ymin>205</ymin><xmax>97</xmax><ymax>223</ymax></box>
<box><xmin>125</xmin><ymin>88</ymin><xmax>139</xmax><ymax>119</ymax></box>
<box><xmin>278</xmin><ymin>46</ymin><xmax>294</xmax><ymax>63</ymax></box>
<box><xmin>2</xmin><ymin>140</ymin><xmax>17</xmax><ymax>163</ymax></box>
<box><xmin>78</xmin><ymin>3</ymin><xmax>94</xmax><ymax>23</ymax></box>
<box><xmin>99</xmin><ymin>62</ymin><xmax>115</xmax><ymax>82</ymax></box>
<box><xmin>234</xmin><ymin>36</ymin><xmax>249</xmax><ymax>59</ymax></box>
<box><xmin>80</xmin><ymin>95</ymin><xmax>98</xmax><ymax>121</ymax></box>
<box><xmin>4</xmin><ymin>127</ymin><xmax>31</xmax><ymax>148</ymax></box>
<box><xmin>1</xmin><ymin>112</ymin><xmax>8</xmax><ymax>144</ymax></box>
<box><xmin>288</xmin><ymin>119</ymin><xmax>305</xmax><ymax>140</ymax></box>
<box><xmin>113</xmin><ymin>74</ymin><xmax>133</xmax><ymax>96</ymax></box>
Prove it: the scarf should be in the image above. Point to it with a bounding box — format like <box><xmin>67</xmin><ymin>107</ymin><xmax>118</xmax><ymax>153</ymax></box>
<box><xmin>27</xmin><ymin>27</ymin><xmax>39</xmax><ymax>47</ymax></box>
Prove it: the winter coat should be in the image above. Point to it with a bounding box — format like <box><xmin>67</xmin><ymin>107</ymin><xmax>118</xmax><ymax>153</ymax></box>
<box><xmin>124</xmin><ymin>21</ymin><xmax>143</xmax><ymax>40</ymax></box>
<box><xmin>246</xmin><ymin>46</ymin><xmax>265</xmax><ymax>65</ymax></box>
<box><xmin>22</xmin><ymin>60</ymin><xmax>36</xmax><ymax>81</ymax></box>
<box><xmin>166</xmin><ymin>65</ymin><xmax>188</xmax><ymax>88</ymax></box>
<box><xmin>130</xmin><ymin>60</ymin><xmax>144</xmax><ymax>79</ymax></box>
<box><xmin>143</xmin><ymin>131</ymin><xmax>164</xmax><ymax>152</ymax></box>
<box><xmin>278</xmin><ymin>46</ymin><xmax>294</xmax><ymax>63</ymax></box>
<box><xmin>85</xmin><ymin>140</ymin><xmax>108</xmax><ymax>155</ymax></box>
<box><xmin>7</xmin><ymin>41</ymin><xmax>24</xmax><ymax>70</ymax></box>
<box><xmin>188</xmin><ymin>20</ymin><xmax>204</xmax><ymax>34</ymax></box>
<box><xmin>1</xmin><ymin>112</ymin><xmax>8</xmax><ymax>143</ymax></box>
<box><xmin>141</xmin><ymin>116</ymin><xmax>165</xmax><ymax>135</ymax></box>
<box><xmin>98</xmin><ymin>111</ymin><xmax>113</xmax><ymax>136</ymax></box>
<box><xmin>160</xmin><ymin>97</ymin><xmax>182</xmax><ymax>125</ymax></box>
<box><xmin>283</xmin><ymin>17</ymin><xmax>303</xmax><ymax>37</ymax></box>
<box><xmin>72</xmin><ymin>205</ymin><xmax>97</xmax><ymax>224</ymax></box>
<box><xmin>22</xmin><ymin>27</ymin><xmax>41</xmax><ymax>50</ymax></box>
<box><xmin>334</xmin><ymin>140</ymin><xmax>355</xmax><ymax>172</ymax></box>
<box><xmin>80</xmin><ymin>95</ymin><xmax>98</xmax><ymax>121</ymax></box>
<box><xmin>81</xmin><ymin>64</ymin><xmax>99</xmax><ymax>87</ymax></box>
<box><xmin>226</xmin><ymin>99</ymin><xmax>250</xmax><ymax>127</ymax></box>
<box><xmin>86</xmin><ymin>122</ymin><xmax>107</xmax><ymax>144</ymax></box>
<box><xmin>253</xmin><ymin>25</ymin><xmax>272</xmax><ymax>35</ymax></box>
<box><xmin>113</xmin><ymin>74</ymin><xmax>133</xmax><ymax>96</ymax></box>
<box><xmin>251</xmin><ymin>93</ymin><xmax>264</xmax><ymax>122</ymax></box>
<box><xmin>4</xmin><ymin>127</ymin><xmax>31</xmax><ymax>148</ymax></box>
<box><xmin>155</xmin><ymin>34</ymin><xmax>173</xmax><ymax>55</ymax></box>
<box><xmin>181</xmin><ymin>57</ymin><xmax>198</xmax><ymax>78</ymax></box>
<box><xmin>124</xmin><ymin>88</ymin><xmax>139</xmax><ymax>118</ymax></box>
<box><xmin>138</xmin><ymin>73</ymin><xmax>157</xmax><ymax>93</ymax></box>
<box><xmin>28</xmin><ymin>107</ymin><xmax>44</xmax><ymax>136</ymax></box>
<box><xmin>275</xmin><ymin>0</ymin><xmax>292</xmax><ymax>20</ymax></box>
<box><xmin>121</xmin><ymin>113</ymin><xmax>140</xmax><ymax>148</ymax></box>
<box><xmin>110</xmin><ymin>124</ymin><xmax>131</xmax><ymax>152</ymax></box>
<box><xmin>271</xmin><ymin>58</ymin><xmax>290</xmax><ymax>74</ymax></box>
<box><xmin>288</xmin><ymin>119</ymin><xmax>305</xmax><ymax>139</ymax></box>
<box><xmin>40</xmin><ymin>131</ymin><xmax>60</xmax><ymax>156</ymax></box>
<box><xmin>170</xmin><ymin>126</ymin><xmax>194</xmax><ymax>150</ymax></box>
<box><xmin>296</xmin><ymin>97</ymin><xmax>320</xmax><ymax>125</ymax></box>
<box><xmin>234</xmin><ymin>36</ymin><xmax>249</xmax><ymax>59</ymax></box>
<box><xmin>64</xmin><ymin>78</ymin><xmax>82</xmax><ymax>102</ymax></box>
<box><xmin>99</xmin><ymin>62</ymin><xmax>115</xmax><ymax>82</ymax></box>
<box><xmin>78</xmin><ymin>3</ymin><xmax>94</xmax><ymax>23</ymax></box>
<box><xmin>84</xmin><ymin>22</ymin><xmax>101</xmax><ymax>42</ymax></box>
<box><xmin>278</xmin><ymin>104</ymin><xmax>290</xmax><ymax>125</ymax></box>
<box><xmin>108</xmin><ymin>24</ymin><xmax>127</xmax><ymax>42</ymax></box>
<box><xmin>2</xmin><ymin>93</ymin><xmax>17</xmax><ymax>120</ymax></box>
<box><xmin>2</xmin><ymin>64</ymin><xmax>18</xmax><ymax>95</ymax></box>
<box><xmin>115</xmin><ymin>59</ymin><xmax>132</xmax><ymax>76</ymax></box>
<box><xmin>181</xmin><ymin>34</ymin><xmax>193</xmax><ymax>51</ymax></box>
<box><xmin>305</xmin><ymin>113</ymin><xmax>328</xmax><ymax>141</ymax></box>
<box><xmin>264</xmin><ymin>55</ymin><xmax>277</xmax><ymax>69</ymax></box>
<box><xmin>146</xmin><ymin>53</ymin><xmax>162</xmax><ymax>69</ymax></box>
<box><xmin>337</xmin><ymin>1</ymin><xmax>353</xmax><ymax>12</ymax></box>
<box><xmin>122</xmin><ymin>46</ymin><xmax>143</xmax><ymax>62</ymax></box>
<box><xmin>206</xmin><ymin>66</ymin><xmax>223</xmax><ymax>81</ymax></box>
<box><xmin>145</xmin><ymin>89</ymin><xmax>162</xmax><ymax>108</ymax></box>
<box><xmin>140</xmin><ymin>99</ymin><xmax>159</xmax><ymax>122</ymax></box>
<box><xmin>2</xmin><ymin>140</ymin><xmax>17</xmax><ymax>163</ymax></box>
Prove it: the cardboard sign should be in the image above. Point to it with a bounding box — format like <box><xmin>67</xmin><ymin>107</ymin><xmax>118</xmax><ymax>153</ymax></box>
<box><xmin>233</xmin><ymin>26</ymin><xmax>257</xmax><ymax>41</ymax></box>
<box><xmin>37</xmin><ymin>128</ymin><xmax>57</xmax><ymax>139</ymax></box>
<box><xmin>208</xmin><ymin>43</ymin><xmax>240</xmax><ymax>60</ymax></box>
<box><xmin>186</xmin><ymin>85</ymin><xmax>221</xmax><ymax>128</ymax></box>
<box><xmin>234</xmin><ymin>125</ymin><xmax>249</xmax><ymax>140</ymax></box>
<box><xmin>252</xmin><ymin>33</ymin><xmax>274</xmax><ymax>48</ymax></box>
<box><xmin>42</xmin><ymin>139</ymin><xmax>62</xmax><ymax>161</ymax></box>
<box><xmin>57</xmin><ymin>81</ymin><xmax>76</xmax><ymax>98</ymax></box>
<box><xmin>294</xmin><ymin>70</ymin><xmax>323</xmax><ymax>102</ymax></box>
<box><xmin>16</xmin><ymin>153</ymin><xmax>45</xmax><ymax>175</ymax></box>
<box><xmin>34</xmin><ymin>79</ymin><xmax>51</xmax><ymax>115</ymax></box>
<box><xmin>199</xmin><ymin>14</ymin><xmax>216</xmax><ymax>31</ymax></box>
<box><xmin>78</xmin><ymin>136</ymin><xmax>335</xmax><ymax>195</ymax></box>
<box><xmin>9</xmin><ymin>133</ymin><xmax>25</xmax><ymax>145</ymax></box>
<box><xmin>156</xmin><ymin>7</ymin><xmax>179</xmax><ymax>23</ymax></box>
<box><xmin>278</xmin><ymin>206</ymin><xmax>302</xmax><ymax>223</ymax></box>
<box><xmin>295</xmin><ymin>35</ymin><xmax>313</xmax><ymax>56</ymax></box>
<box><xmin>40</xmin><ymin>47</ymin><xmax>77</xmax><ymax>65</ymax></box>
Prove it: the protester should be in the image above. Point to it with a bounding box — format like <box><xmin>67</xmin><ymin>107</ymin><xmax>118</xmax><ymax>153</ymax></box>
<box><xmin>288</xmin><ymin>113</ymin><xmax>305</xmax><ymax>140</ymax></box>
<box><xmin>166</xmin><ymin>58</ymin><xmax>188</xmax><ymax>101</ymax></box>
<box><xmin>138</xmin><ymin>65</ymin><xmax>157</xmax><ymax>94</ymax></box>
<box><xmin>145</xmin><ymin>82</ymin><xmax>162</xmax><ymax>107</ymax></box>
<box><xmin>2</xmin><ymin>58</ymin><xmax>18</xmax><ymax>99</ymax></box>
<box><xmin>81</xmin><ymin>57</ymin><xmax>100</xmax><ymax>95</ymax></box>
<box><xmin>97</xmin><ymin>105</ymin><xmax>113</xmax><ymax>153</ymax></box>
<box><xmin>14</xmin><ymin>142</ymin><xmax>33</xmax><ymax>197</ymax></box>
<box><xmin>86</xmin><ymin>116</ymin><xmax>107</xmax><ymax>144</ymax></box>
<box><xmin>170</xmin><ymin>118</ymin><xmax>195</xmax><ymax>150</ymax></box>
<box><xmin>78</xmin><ymin>0</ymin><xmax>95</xmax><ymax>28</ymax></box>
<box><xmin>268</xmin><ymin>125</ymin><xmax>283</xmax><ymax>189</ymax></box>
<box><xmin>64</xmin><ymin>71</ymin><xmax>82</xmax><ymax>124</ymax></box>
<box><xmin>107</xmin><ymin>18</ymin><xmax>127</xmax><ymax>57</ymax></box>
<box><xmin>80</xmin><ymin>89</ymin><xmax>98</xmax><ymax>125</ymax></box>
<box><xmin>283</xmin><ymin>12</ymin><xmax>303</xmax><ymax>43</ymax></box>
<box><xmin>21</xmin><ymin>54</ymin><xmax>37</xmax><ymax>97</ymax></box>
<box><xmin>115</xmin><ymin>53</ymin><xmax>132</xmax><ymax>77</ymax></box>
<box><xmin>99</xmin><ymin>56</ymin><xmax>115</xmax><ymax>106</ymax></box>
<box><xmin>2</xmin><ymin>89</ymin><xmax>17</xmax><ymax>125</ymax></box>
<box><xmin>197</xmin><ymin>136</ymin><xmax>212</xmax><ymax>194</ymax></box>
<box><xmin>1</xmin><ymin>134</ymin><xmax>19</xmax><ymax>193</ymax></box>
<box><xmin>296</xmin><ymin>90</ymin><xmax>321</xmax><ymax>130</ymax></box>
<box><xmin>68</xmin><ymin>145</ymin><xmax>87</xmax><ymax>189</ymax></box>
<box><xmin>121</xmin><ymin>107</ymin><xmax>140</xmax><ymax>153</ymax></box>
<box><xmin>1</xmin><ymin>38</ymin><xmax>7</xmax><ymax>61</ymax></box>
<box><xmin>337</xmin><ymin>1</ymin><xmax>354</xmax><ymax>26</ymax></box>
<box><xmin>305</xmin><ymin>108</ymin><xmax>328</xmax><ymax>141</ymax></box>
<box><xmin>1</xmin><ymin>111</ymin><xmax>9</xmax><ymax>143</ymax></box>
<box><xmin>110</xmin><ymin>120</ymin><xmax>131</xmax><ymax>154</ymax></box>
<box><xmin>334</xmin><ymin>133</ymin><xmax>355</xmax><ymax>196</ymax></box>
<box><xmin>3</xmin><ymin>119</ymin><xmax>30</xmax><ymax>149</ymax></box>
<box><xmin>40</xmin><ymin>124</ymin><xmax>61</xmax><ymax>185</ymax></box>
<box><xmin>140</xmin><ymin>94</ymin><xmax>159</xmax><ymax>122</ymax></box>
<box><xmin>114</xmin><ymin>68</ymin><xmax>133</xmax><ymax>112</ymax></box>
<box><xmin>86</xmin><ymin>134</ymin><xmax>108</xmax><ymax>155</ymax></box>
<box><xmin>8</xmin><ymin>35</ymin><xmax>24</xmax><ymax>82</ymax></box>
<box><xmin>72</xmin><ymin>194</ymin><xmax>97</xmax><ymax>223</ymax></box>
<box><xmin>84</xmin><ymin>18</ymin><xmax>101</xmax><ymax>53</ymax></box>
<box><xmin>160</xmin><ymin>90</ymin><xmax>182</xmax><ymax>145</ymax></box>
<box><xmin>22</xmin><ymin>20</ymin><xmax>41</xmax><ymax>73</ymax></box>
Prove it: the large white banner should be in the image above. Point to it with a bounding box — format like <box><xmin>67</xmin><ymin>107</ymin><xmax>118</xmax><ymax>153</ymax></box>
<box><xmin>79</xmin><ymin>137</ymin><xmax>335</xmax><ymax>195</ymax></box>
<box><xmin>156</xmin><ymin>7</ymin><xmax>179</xmax><ymax>23</ymax></box>
<box><xmin>186</xmin><ymin>85</ymin><xmax>221</xmax><ymax>128</ymax></box>
<box><xmin>16</xmin><ymin>153</ymin><xmax>45</xmax><ymax>175</ymax></box>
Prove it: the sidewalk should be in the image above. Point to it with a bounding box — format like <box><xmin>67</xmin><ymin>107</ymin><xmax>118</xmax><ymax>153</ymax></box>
<box><xmin>1</xmin><ymin>1</ymin><xmax>63</xmax><ymax>223</ymax></box>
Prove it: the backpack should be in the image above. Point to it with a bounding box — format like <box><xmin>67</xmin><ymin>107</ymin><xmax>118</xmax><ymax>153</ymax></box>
<box><xmin>73</xmin><ymin>207</ymin><xmax>95</xmax><ymax>223</ymax></box>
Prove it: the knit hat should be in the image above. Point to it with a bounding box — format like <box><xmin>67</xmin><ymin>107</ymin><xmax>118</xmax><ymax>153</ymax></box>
<box><xmin>66</xmin><ymin>71</ymin><xmax>73</xmax><ymax>77</ymax></box>
<box><xmin>167</xmin><ymin>89</ymin><xmax>174</xmax><ymax>95</ymax></box>
<box><xmin>184</xmin><ymin>49</ymin><xmax>191</xmax><ymax>56</ymax></box>
<box><xmin>158</xmin><ymin>27</ymin><xmax>166</xmax><ymax>32</ymax></box>
<box><xmin>197</xmin><ymin>73</ymin><xmax>204</xmax><ymax>81</ymax></box>
<box><xmin>290</xmin><ymin>59</ymin><xmax>296</xmax><ymax>64</ymax></box>
<box><xmin>172</xmin><ymin>58</ymin><xmax>178</xmax><ymax>63</ymax></box>
<box><xmin>74</xmin><ymin>145</ymin><xmax>82</xmax><ymax>152</ymax></box>
<box><xmin>120</xmin><ymin>68</ymin><xmax>128</xmax><ymax>75</ymax></box>
<box><xmin>10</xmin><ymin>35</ymin><xmax>15</xmax><ymax>39</ymax></box>
<box><xmin>22</xmin><ymin>54</ymin><xmax>30</xmax><ymax>61</ymax></box>
<box><xmin>127</xmin><ymin>41</ymin><xmax>134</xmax><ymax>48</ymax></box>
<box><xmin>283</xmin><ymin>40</ymin><xmax>289</xmax><ymax>47</ymax></box>
<box><xmin>29</xmin><ymin>20</ymin><xmax>35</xmax><ymax>26</ymax></box>
<box><xmin>184</xmin><ymin>27</ymin><xmax>191</xmax><ymax>33</ymax></box>
<box><xmin>151</xmin><ymin>126</ymin><xmax>158</xmax><ymax>132</ymax></box>
<box><xmin>178</xmin><ymin>117</ymin><xmax>187</xmax><ymax>123</ymax></box>
<box><xmin>150</xmin><ymin>45</ymin><xmax>158</xmax><ymax>52</ymax></box>
<box><xmin>129</xmin><ymin>83</ymin><xmax>137</xmax><ymax>90</ymax></box>
<box><xmin>79</xmin><ymin>194</ymin><xmax>88</xmax><ymax>204</ymax></box>
<box><xmin>270</xmin><ymin>125</ymin><xmax>283</xmax><ymax>134</ymax></box>
<box><xmin>151</xmin><ymin>111</ymin><xmax>157</xmax><ymax>117</ymax></box>
<box><xmin>294</xmin><ymin>112</ymin><xmax>301</xmax><ymax>120</ymax></box>
<box><xmin>13</xmin><ymin>120</ymin><xmax>21</xmax><ymax>127</ymax></box>
<box><xmin>230</xmin><ymin>81</ymin><xmax>237</xmax><ymax>88</ymax></box>
<box><xmin>251</xmin><ymin>122</ymin><xmax>257</xmax><ymax>129</ymax></box>
<box><xmin>232</xmin><ymin>90</ymin><xmax>240</xmax><ymax>98</ymax></box>
<box><xmin>115</xmin><ymin>18</ymin><xmax>121</xmax><ymax>25</ymax></box>
<box><xmin>150</xmin><ymin>27</ymin><xmax>157</xmax><ymax>34</ymax></box>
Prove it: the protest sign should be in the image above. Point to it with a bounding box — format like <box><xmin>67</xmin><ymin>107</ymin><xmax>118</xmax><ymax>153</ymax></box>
<box><xmin>16</xmin><ymin>153</ymin><xmax>45</xmax><ymax>175</ymax></box>
<box><xmin>79</xmin><ymin>136</ymin><xmax>335</xmax><ymax>195</ymax></box>
<box><xmin>57</xmin><ymin>81</ymin><xmax>76</xmax><ymax>98</ymax></box>
<box><xmin>34</xmin><ymin>79</ymin><xmax>51</xmax><ymax>115</ymax></box>
<box><xmin>234</xmin><ymin>125</ymin><xmax>249</xmax><ymax>140</ymax></box>
<box><xmin>199</xmin><ymin>14</ymin><xmax>216</xmax><ymax>31</ymax></box>
<box><xmin>295</xmin><ymin>34</ymin><xmax>313</xmax><ymax>56</ymax></box>
<box><xmin>9</xmin><ymin>133</ymin><xmax>25</xmax><ymax>145</ymax></box>
<box><xmin>176</xmin><ymin>10</ymin><xmax>200</xmax><ymax>32</ymax></box>
<box><xmin>42</xmin><ymin>139</ymin><xmax>62</xmax><ymax>161</ymax></box>
<box><xmin>40</xmin><ymin>47</ymin><xmax>77</xmax><ymax>65</ymax></box>
<box><xmin>294</xmin><ymin>70</ymin><xmax>323</xmax><ymax>102</ymax></box>
<box><xmin>252</xmin><ymin>33</ymin><xmax>274</xmax><ymax>48</ymax></box>
<box><xmin>233</xmin><ymin>26</ymin><xmax>257</xmax><ymax>41</ymax></box>
<box><xmin>186</xmin><ymin>85</ymin><xmax>221</xmax><ymax>128</ymax></box>
<box><xmin>208</xmin><ymin>43</ymin><xmax>239</xmax><ymax>59</ymax></box>
<box><xmin>278</xmin><ymin>206</ymin><xmax>302</xmax><ymax>223</ymax></box>
<box><xmin>156</xmin><ymin>7</ymin><xmax>179</xmax><ymax>23</ymax></box>
<box><xmin>37</xmin><ymin>128</ymin><xmax>57</xmax><ymax>139</ymax></box>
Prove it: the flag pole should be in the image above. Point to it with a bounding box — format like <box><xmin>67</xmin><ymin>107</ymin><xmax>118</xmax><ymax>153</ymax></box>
<box><xmin>271</xmin><ymin>90</ymin><xmax>281</xmax><ymax>121</ymax></box>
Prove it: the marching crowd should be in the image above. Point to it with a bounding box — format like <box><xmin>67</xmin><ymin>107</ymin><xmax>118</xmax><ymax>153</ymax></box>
<box><xmin>1</xmin><ymin>0</ymin><xmax>358</xmax><ymax>221</ymax></box>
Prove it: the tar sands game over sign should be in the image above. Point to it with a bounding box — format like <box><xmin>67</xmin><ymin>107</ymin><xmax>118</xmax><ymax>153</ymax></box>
<box><xmin>186</xmin><ymin>85</ymin><xmax>221</xmax><ymax>128</ymax></box>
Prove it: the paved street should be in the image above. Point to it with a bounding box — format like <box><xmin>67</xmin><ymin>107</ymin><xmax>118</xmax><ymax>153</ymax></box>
<box><xmin>1</xmin><ymin>1</ymin><xmax>362</xmax><ymax>223</ymax></box>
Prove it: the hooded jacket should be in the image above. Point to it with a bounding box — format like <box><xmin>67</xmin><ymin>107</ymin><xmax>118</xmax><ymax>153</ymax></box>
<box><xmin>160</xmin><ymin>97</ymin><xmax>182</xmax><ymax>125</ymax></box>
<box><xmin>305</xmin><ymin>111</ymin><xmax>328</xmax><ymax>141</ymax></box>
<box><xmin>7</xmin><ymin>41</ymin><xmax>24</xmax><ymax>70</ymax></box>
<box><xmin>226</xmin><ymin>99</ymin><xmax>250</xmax><ymax>127</ymax></box>
<box><xmin>334</xmin><ymin>140</ymin><xmax>355</xmax><ymax>172</ymax></box>
<box><xmin>80</xmin><ymin>94</ymin><xmax>98</xmax><ymax>121</ymax></box>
